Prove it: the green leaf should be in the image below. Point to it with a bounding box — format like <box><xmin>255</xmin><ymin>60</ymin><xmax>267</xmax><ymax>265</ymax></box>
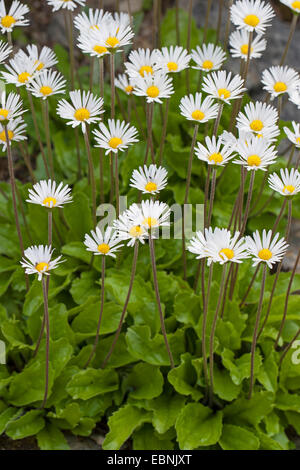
<box><xmin>221</xmin><ymin>349</ymin><xmax>262</xmax><ymax>386</ymax></box>
<box><xmin>1</xmin><ymin>318</ymin><xmax>31</xmax><ymax>350</ymax></box>
<box><xmin>213</xmin><ymin>366</ymin><xmax>242</xmax><ymax>401</ymax></box>
<box><xmin>257</xmin><ymin>352</ymin><xmax>278</xmax><ymax>393</ymax></box>
<box><xmin>124</xmin><ymin>363</ymin><xmax>164</xmax><ymax>400</ymax></box>
<box><xmin>102</xmin><ymin>404</ymin><xmax>152</xmax><ymax>450</ymax></box>
<box><xmin>64</xmin><ymin>192</ymin><xmax>93</xmax><ymax>241</ymax></box>
<box><xmin>6</xmin><ymin>410</ymin><xmax>45</xmax><ymax>439</ymax></box>
<box><xmin>223</xmin><ymin>391</ymin><xmax>274</xmax><ymax>427</ymax></box>
<box><xmin>133</xmin><ymin>424</ymin><xmax>174</xmax><ymax>450</ymax></box>
<box><xmin>66</xmin><ymin>368</ymin><xmax>119</xmax><ymax>400</ymax></box>
<box><xmin>37</xmin><ymin>423</ymin><xmax>70</xmax><ymax>450</ymax></box>
<box><xmin>275</xmin><ymin>391</ymin><xmax>300</xmax><ymax>411</ymax></box>
<box><xmin>168</xmin><ymin>353</ymin><xmax>203</xmax><ymax>400</ymax></box>
<box><xmin>0</xmin><ymin>407</ymin><xmax>22</xmax><ymax>435</ymax></box>
<box><xmin>126</xmin><ymin>325</ymin><xmax>185</xmax><ymax>366</ymax></box>
<box><xmin>175</xmin><ymin>403</ymin><xmax>223</xmax><ymax>450</ymax></box>
<box><xmin>150</xmin><ymin>394</ymin><xmax>186</xmax><ymax>434</ymax></box>
<box><xmin>173</xmin><ymin>291</ymin><xmax>201</xmax><ymax>326</ymax></box>
<box><xmin>219</xmin><ymin>424</ymin><xmax>260</xmax><ymax>450</ymax></box>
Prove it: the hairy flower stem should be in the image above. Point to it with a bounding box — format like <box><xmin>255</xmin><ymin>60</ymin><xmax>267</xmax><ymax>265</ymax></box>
<box><xmin>272</xmin><ymin>198</ymin><xmax>288</xmax><ymax>235</ymax></box>
<box><xmin>66</xmin><ymin>10</ymin><xmax>75</xmax><ymax>89</ymax></box>
<box><xmin>213</xmin><ymin>103</ymin><xmax>224</xmax><ymax>137</ymax></box>
<box><xmin>249</xmin><ymin>169</ymin><xmax>269</xmax><ymax>216</ymax></box>
<box><xmin>216</xmin><ymin>0</ymin><xmax>224</xmax><ymax>44</ymax></box>
<box><xmin>186</xmin><ymin>0</ymin><xmax>193</xmax><ymax>93</ymax></box>
<box><xmin>202</xmin><ymin>263</ymin><xmax>214</xmax><ymax>399</ymax></box>
<box><xmin>287</xmin><ymin>145</ymin><xmax>295</xmax><ymax>167</ymax></box>
<box><xmin>89</xmin><ymin>58</ymin><xmax>94</xmax><ymax>91</ymax></box>
<box><xmin>220</xmin><ymin>263</ymin><xmax>234</xmax><ymax>319</ymax></box>
<box><xmin>158</xmin><ymin>98</ymin><xmax>170</xmax><ymax>166</ymax></box>
<box><xmin>176</xmin><ymin>0</ymin><xmax>180</xmax><ymax>44</ymax></box>
<box><xmin>209</xmin><ymin>264</ymin><xmax>227</xmax><ymax>407</ymax></box>
<box><xmin>84</xmin><ymin>129</ymin><xmax>97</xmax><ymax>226</ymax></box>
<box><xmin>280</xmin><ymin>13</ymin><xmax>298</xmax><ymax>66</ymax></box>
<box><xmin>42</xmin><ymin>100</ymin><xmax>54</xmax><ymax>178</ymax></box>
<box><xmin>239</xmin><ymin>264</ymin><xmax>260</xmax><ymax>308</ymax></box>
<box><xmin>149</xmin><ymin>235</ymin><xmax>174</xmax><ymax>368</ymax></box>
<box><xmin>207</xmin><ymin>168</ymin><xmax>217</xmax><ymax>227</ymax></box>
<box><xmin>248</xmin><ymin>264</ymin><xmax>267</xmax><ymax>400</ymax></box>
<box><xmin>5</xmin><ymin>126</ymin><xmax>29</xmax><ymax>291</ymax></box>
<box><xmin>41</xmin><ymin>276</ymin><xmax>50</xmax><ymax>409</ymax></box>
<box><xmin>27</xmin><ymin>91</ymin><xmax>50</xmax><ymax>178</ymax></box>
<box><xmin>110</xmin><ymin>53</ymin><xmax>116</xmax><ymax>119</ymax></box>
<box><xmin>203</xmin><ymin>0</ymin><xmax>213</xmax><ymax>43</ymax></box>
<box><xmin>240</xmin><ymin>170</ymin><xmax>255</xmax><ymax>236</ymax></box>
<box><xmin>101</xmin><ymin>242</ymin><xmax>139</xmax><ymax>369</ymax></box>
<box><xmin>84</xmin><ymin>256</ymin><xmax>106</xmax><ymax>368</ymax></box>
<box><xmin>115</xmin><ymin>152</ymin><xmax>120</xmax><ymax>218</ymax></box>
<box><xmin>144</xmin><ymin>103</ymin><xmax>155</xmax><ymax>165</ymax></box>
<box><xmin>18</xmin><ymin>142</ymin><xmax>35</xmax><ymax>183</ymax></box>
<box><xmin>182</xmin><ymin>124</ymin><xmax>199</xmax><ymax>280</ymax></box>
<box><xmin>224</xmin><ymin>0</ymin><xmax>234</xmax><ymax>48</ymax></box>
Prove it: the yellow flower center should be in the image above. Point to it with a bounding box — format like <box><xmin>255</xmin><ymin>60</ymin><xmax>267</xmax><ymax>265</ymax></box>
<box><xmin>0</xmin><ymin>130</ymin><xmax>13</xmax><ymax>142</ymax></box>
<box><xmin>240</xmin><ymin>44</ymin><xmax>254</xmax><ymax>55</ymax></box>
<box><xmin>219</xmin><ymin>248</ymin><xmax>234</xmax><ymax>260</ymax></box>
<box><xmin>35</xmin><ymin>61</ymin><xmax>44</xmax><ymax>71</ymax></box>
<box><xmin>125</xmin><ymin>85</ymin><xmax>134</xmax><ymax>94</ymax></box>
<box><xmin>40</xmin><ymin>86</ymin><xmax>53</xmax><ymax>96</ymax></box>
<box><xmin>143</xmin><ymin>217</ymin><xmax>158</xmax><ymax>228</ymax></box>
<box><xmin>90</xmin><ymin>24</ymin><xmax>100</xmax><ymax>30</ymax></box>
<box><xmin>0</xmin><ymin>108</ymin><xmax>9</xmax><ymax>119</ymax></box>
<box><xmin>191</xmin><ymin>109</ymin><xmax>205</xmax><ymax>121</ymax></box>
<box><xmin>1</xmin><ymin>15</ymin><xmax>16</xmax><ymax>28</ymax></box>
<box><xmin>109</xmin><ymin>137</ymin><xmax>123</xmax><ymax>149</ymax></box>
<box><xmin>106</xmin><ymin>36</ymin><xmax>120</xmax><ymax>48</ymax></box>
<box><xmin>145</xmin><ymin>181</ymin><xmax>158</xmax><ymax>192</ymax></box>
<box><xmin>97</xmin><ymin>243</ymin><xmax>110</xmax><ymax>254</ymax></box>
<box><xmin>250</xmin><ymin>119</ymin><xmax>264</xmax><ymax>131</ymax></box>
<box><xmin>218</xmin><ymin>88</ymin><xmax>231</xmax><ymax>99</ymax></box>
<box><xmin>167</xmin><ymin>61</ymin><xmax>178</xmax><ymax>72</ymax></box>
<box><xmin>18</xmin><ymin>72</ymin><xmax>31</xmax><ymax>83</ymax></box>
<box><xmin>139</xmin><ymin>65</ymin><xmax>153</xmax><ymax>77</ymax></box>
<box><xmin>129</xmin><ymin>225</ymin><xmax>144</xmax><ymax>237</ymax></box>
<box><xmin>35</xmin><ymin>262</ymin><xmax>49</xmax><ymax>273</ymax></box>
<box><xmin>258</xmin><ymin>248</ymin><xmax>272</xmax><ymax>261</ymax></box>
<box><xmin>209</xmin><ymin>152</ymin><xmax>223</xmax><ymax>164</ymax></box>
<box><xmin>93</xmin><ymin>45</ymin><xmax>108</xmax><ymax>55</ymax></box>
<box><xmin>74</xmin><ymin>107</ymin><xmax>90</xmax><ymax>121</ymax></box>
<box><xmin>43</xmin><ymin>197</ymin><xmax>57</xmax><ymax>207</ymax></box>
<box><xmin>273</xmin><ymin>82</ymin><xmax>287</xmax><ymax>93</ymax></box>
<box><xmin>283</xmin><ymin>185</ymin><xmax>295</xmax><ymax>194</ymax></box>
<box><xmin>147</xmin><ymin>86</ymin><xmax>160</xmax><ymax>98</ymax></box>
<box><xmin>202</xmin><ymin>60</ymin><xmax>213</xmax><ymax>70</ymax></box>
<box><xmin>244</xmin><ymin>14</ymin><xmax>260</xmax><ymax>27</ymax></box>
<box><xmin>247</xmin><ymin>154</ymin><xmax>261</xmax><ymax>167</ymax></box>
<box><xmin>292</xmin><ymin>1</ymin><xmax>300</xmax><ymax>9</ymax></box>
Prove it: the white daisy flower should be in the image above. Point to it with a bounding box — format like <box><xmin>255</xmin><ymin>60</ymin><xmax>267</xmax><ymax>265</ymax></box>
<box><xmin>0</xmin><ymin>91</ymin><xmax>26</xmax><ymax>122</ymax></box>
<box><xmin>195</xmin><ymin>135</ymin><xmax>235</xmax><ymax>167</ymax></box>
<box><xmin>268</xmin><ymin>168</ymin><xmax>300</xmax><ymax>196</ymax></box>
<box><xmin>16</xmin><ymin>45</ymin><xmax>57</xmax><ymax>72</ymax></box>
<box><xmin>236</xmin><ymin>101</ymin><xmax>279</xmax><ymax>137</ymax></box>
<box><xmin>234</xmin><ymin>136</ymin><xmax>277</xmax><ymax>171</ymax></box>
<box><xmin>202</xmin><ymin>70</ymin><xmax>246</xmax><ymax>104</ymax></box>
<box><xmin>229</xmin><ymin>29</ymin><xmax>267</xmax><ymax>61</ymax></box>
<box><xmin>27</xmin><ymin>69</ymin><xmax>66</xmax><ymax>100</ymax></box>
<box><xmin>77</xmin><ymin>32</ymin><xmax>110</xmax><ymax>59</ymax></box>
<box><xmin>20</xmin><ymin>245</ymin><xmax>63</xmax><ymax>281</ymax></box>
<box><xmin>289</xmin><ymin>88</ymin><xmax>300</xmax><ymax>108</ymax></box>
<box><xmin>280</xmin><ymin>0</ymin><xmax>300</xmax><ymax>13</ymax></box>
<box><xmin>230</xmin><ymin>0</ymin><xmax>275</xmax><ymax>34</ymax></box>
<box><xmin>74</xmin><ymin>8</ymin><xmax>112</xmax><ymax>32</ymax></box>
<box><xmin>113</xmin><ymin>11</ymin><xmax>131</xmax><ymax>28</ymax></box>
<box><xmin>130</xmin><ymin>165</ymin><xmax>168</xmax><ymax>194</ymax></box>
<box><xmin>133</xmin><ymin>71</ymin><xmax>174</xmax><ymax>104</ymax></box>
<box><xmin>283</xmin><ymin>121</ymin><xmax>300</xmax><ymax>148</ymax></box>
<box><xmin>1</xmin><ymin>55</ymin><xmax>39</xmax><ymax>87</ymax></box>
<box><xmin>0</xmin><ymin>39</ymin><xmax>12</xmax><ymax>64</ymax></box>
<box><xmin>139</xmin><ymin>199</ymin><xmax>171</xmax><ymax>231</ymax></box>
<box><xmin>245</xmin><ymin>230</ymin><xmax>288</xmax><ymax>268</ymax></box>
<box><xmin>0</xmin><ymin>116</ymin><xmax>26</xmax><ymax>150</ymax></box>
<box><xmin>261</xmin><ymin>66</ymin><xmax>300</xmax><ymax>100</ymax></box>
<box><xmin>93</xmin><ymin>119</ymin><xmax>138</xmax><ymax>155</ymax></box>
<box><xmin>47</xmin><ymin>0</ymin><xmax>86</xmax><ymax>12</ymax></box>
<box><xmin>191</xmin><ymin>43</ymin><xmax>226</xmax><ymax>72</ymax></box>
<box><xmin>91</xmin><ymin>18</ymin><xmax>134</xmax><ymax>52</ymax></box>
<box><xmin>125</xmin><ymin>48</ymin><xmax>159</xmax><ymax>79</ymax></box>
<box><xmin>0</xmin><ymin>0</ymin><xmax>29</xmax><ymax>33</ymax></box>
<box><xmin>113</xmin><ymin>207</ymin><xmax>149</xmax><ymax>247</ymax></box>
<box><xmin>204</xmin><ymin>228</ymin><xmax>249</xmax><ymax>265</ymax></box>
<box><xmin>155</xmin><ymin>46</ymin><xmax>190</xmax><ymax>74</ymax></box>
<box><xmin>26</xmin><ymin>179</ymin><xmax>72</xmax><ymax>209</ymax></box>
<box><xmin>57</xmin><ymin>90</ymin><xmax>104</xmax><ymax>132</ymax></box>
<box><xmin>115</xmin><ymin>73</ymin><xmax>135</xmax><ymax>95</ymax></box>
<box><xmin>187</xmin><ymin>230</ymin><xmax>209</xmax><ymax>260</ymax></box>
<box><xmin>179</xmin><ymin>92</ymin><xmax>219</xmax><ymax>123</ymax></box>
<box><xmin>84</xmin><ymin>226</ymin><xmax>123</xmax><ymax>258</ymax></box>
